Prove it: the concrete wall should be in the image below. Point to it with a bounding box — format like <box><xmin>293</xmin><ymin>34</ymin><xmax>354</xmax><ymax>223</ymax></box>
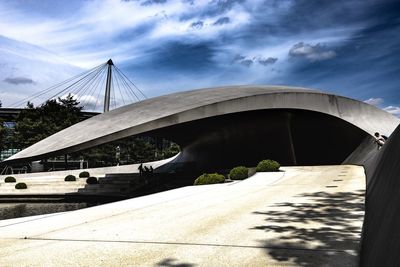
<box><xmin>350</xmin><ymin>123</ymin><xmax>400</xmax><ymax>266</ymax></box>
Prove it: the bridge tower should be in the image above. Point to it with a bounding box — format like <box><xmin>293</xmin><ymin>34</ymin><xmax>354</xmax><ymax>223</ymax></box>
<box><xmin>10</xmin><ymin>58</ymin><xmax>146</xmax><ymax>113</ymax></box>
<box><xmin>104</xmin><ymin>59</ymin><xmax>113</xmax><ymax>113</ymax></box>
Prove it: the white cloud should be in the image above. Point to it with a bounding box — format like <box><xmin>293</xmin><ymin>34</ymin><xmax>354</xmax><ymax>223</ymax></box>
<box><xmin>4</xmin><ymin>76</ymin><xmax>35</xmax><ymax>85</ymax></box>
<box><xmin>364</xmin><ymin>97</ymin><xmax>383</xmax><ymax>106</ymax></box>
<box><xmin>0</xmin><ymin>0</ymin><xmax>377</xmax><ymax>107</ymax></box>
<box><xmin>383</xmin><ymin>106</ymin><xmax>400</xmax><ymax>116</ymax></box>
<box><xmin>0</xmin><ymin>0</ymin><xmax>355</xmax><ymax>72</ymax></box>
<box><xmin>289</xmin><ymin>42</ymin><xmax>336</xmax><ymax>61</ymax></box>
<box><xmin>0</xmin><ymin>0</ymin><xmax>253</xmax><ymax>68</ymax></box>
<box><xmin>362</xmin><ymin>98</ymin><xmax>400</xmax><ymax>117</ymax></box>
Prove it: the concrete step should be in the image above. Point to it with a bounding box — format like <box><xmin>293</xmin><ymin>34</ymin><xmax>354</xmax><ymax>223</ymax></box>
<box><xmin>96</xmin><ymin>184</ymin><xmax>133</xmax><ymax>189</ymax></box>
<box><xmin>0</xmin><ymin>188</ymin><xmax>83</xmax><ymax>194</ymax></box>
<box><xmin>77</xmin><ymin>189</ymin><xmax>126</xmax><ymax>195</ymax></box>
<box><xmin>1</xmin><ymin>183</ymin><xmax>84</xmax><ymax>188</ymax></box>
<box><xmin>1</xmin><ymin>178</ymin><xmax>88</xmax><ymax>184</ymax></box>
<box><xmin>0</xmin><ymin>172</ymin><xmax>155</xmax><ymax>196</ymax></box>
<box><xmin>101</xmin><ymin>176</ymin><xmax>140</xmax><ymax>182</ymax></box>
<box><xmin>105</xmin><ymin>173</ymin><xmax>140</xmax><ymax>178</ymax></box>
<box><xmin>98</xmin><ymin>179</ymin><xmax>133</xmax><ymax>185</ymax></box>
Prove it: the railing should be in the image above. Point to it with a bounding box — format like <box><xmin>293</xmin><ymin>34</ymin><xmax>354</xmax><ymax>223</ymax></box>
<box><xmin>1</xmin><ymin>165</ymin><xmax>13</xmax><ymax>175</ymax></box>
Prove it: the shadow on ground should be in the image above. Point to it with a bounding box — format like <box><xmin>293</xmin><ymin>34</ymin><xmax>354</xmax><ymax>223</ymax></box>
<box><xmin>251</xmin><ymin>190</ymin><xmax>365</xmax><ymax>266</ymax></box>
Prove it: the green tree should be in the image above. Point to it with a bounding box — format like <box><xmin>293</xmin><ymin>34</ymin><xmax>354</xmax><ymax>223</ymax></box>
<box><xmin>13</xmin><ymin>94</ymin><xmax>83</xmax><ymax>149</ymax></box>
<box><xmin>0</xmin><ymin>121</ymin><xmax>15</xmax><ymax>152</ymax></box>
<box><xmin>0</xmin><ymin>116</ymin><xmax>5</xmax><ymax>151</ymax></box>
<box><xmin>0</xmin><ymin>100</ymin><xmax>4</xmax><ymax>150</ymax></box>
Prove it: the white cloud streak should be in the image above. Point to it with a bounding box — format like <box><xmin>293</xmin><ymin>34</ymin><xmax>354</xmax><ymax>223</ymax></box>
<box><xmin>0</xmin><ymin>0</ymin><xmax>374</xmax><ymax>106</ymax></box>
<box><xmin>0</xmin><ymin>0</ymin><xmax>252</xmax><ymax>68</ymax></box>
<box><xmin>362</xmin><ymin>98</ymin><xmax>400</xmax><ymax>117</ymax></box>
<box><xmin>289</xmin><ymin>42</ymin><xmax>336</xmax><ymax>61</ymax></box>
<box><xmin>364</xmin><ymin>97</ymin><xmax>384</xmax><ymax>106</ymax></box>
<box><xmin>383</xmin><ymin>106</ymin><xmax>400</xmax><ymax>116</ymax></box>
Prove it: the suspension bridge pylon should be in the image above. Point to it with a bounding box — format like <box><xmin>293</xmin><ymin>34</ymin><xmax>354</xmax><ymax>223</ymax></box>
<box><xmin>104</xmin><ymin>59</ymin><xmax>113</xmax><ymax>113</ymax></box>
<box><xmin>10</xmin><ymin>59</ymin><xmax>146</xmax><ymax>113</ymax></box>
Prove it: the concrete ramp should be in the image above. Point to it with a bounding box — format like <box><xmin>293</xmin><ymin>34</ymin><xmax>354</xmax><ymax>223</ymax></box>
<box><xmin>359</xmin><ymin>123</ymin><xmax>400</xmax><ymax>266</ymax></box>
<box><xmin>0</xmin><ymin>165</ymin><xmax>364</xmax><ymax>266</ymax></box>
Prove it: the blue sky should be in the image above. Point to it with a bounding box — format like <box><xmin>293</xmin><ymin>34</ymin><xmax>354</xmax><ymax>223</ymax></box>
<box><xmin>0</xmin><ymin>0</ymin><xmax>399</xmax><ymax>115</ymax></box>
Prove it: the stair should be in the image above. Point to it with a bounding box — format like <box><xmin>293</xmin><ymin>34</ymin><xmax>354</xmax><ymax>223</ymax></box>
<box><xmin>77</xmin><ymin>173</ymin><xmax>156</xmax><ymax>196</ymax></box>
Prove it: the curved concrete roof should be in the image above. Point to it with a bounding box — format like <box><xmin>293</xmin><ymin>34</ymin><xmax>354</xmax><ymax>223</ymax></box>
<box><xmin>6</xmin><ymin>85</ymin><xmax>399</xmax><ymax>162</ymax></box>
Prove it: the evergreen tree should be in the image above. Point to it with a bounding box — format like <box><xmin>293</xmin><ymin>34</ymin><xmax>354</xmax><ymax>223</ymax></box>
<box><xmin>0</xmin><ymin>114</ymin><xmax>5</xmax><ymax>152</ymax></box>
<box><xmin>13</xmin><ymin>94</ymin><xmax>83</xmax><ymax>149</ymax></box>
<box><xmin>0</xmin><ymin>100</ymin><xmax>4</xmax><ymax>151</ymax></box>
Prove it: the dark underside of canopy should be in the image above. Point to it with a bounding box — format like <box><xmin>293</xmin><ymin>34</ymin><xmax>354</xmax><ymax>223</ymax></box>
<box><xmin>149</xmin><ymin>109</ymin><xmax>368</xmax><ymax>171</ymax></box>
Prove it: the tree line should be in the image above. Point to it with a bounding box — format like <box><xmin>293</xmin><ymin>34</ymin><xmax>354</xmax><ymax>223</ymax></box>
<box><xmin>0</xmin><ymin>95</ymin><xmax>179</xmax><ymax>166</ymax></box>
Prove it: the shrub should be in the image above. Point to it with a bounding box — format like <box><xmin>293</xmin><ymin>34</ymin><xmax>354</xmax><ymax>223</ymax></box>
<box><xmin>229</xmin><ymin>166</ymin><xmax>249</xmax><ymax>180</ymax></box>
<box><xmin>4</xmin><ymin>176</ymin><xmax>16</xmax><ymax>183</ymax></box>
<box><xmin>15</xmin><ymin>182</ymin><xmax>27</xmax><ymax>189</ymax></box>
<box><xmin>64</xmin><ymin>175</ymin><xmax>76</xmax><ymax>182</ymax></box>
<box><xmin>194</xmin><ymin>173</ymin><xmax>225</xmax><ymax>185</ymax></box>
<box><xmin>256</xmin><ymin>159</ymin><xmax>280</xmax><ymax>172</ymax></box>
<box><xmin>79</xmin><ymin>171</ymin><xmax>90</xmax><ymax>178</ymax></box>
<box><xmin>86</xmin><ymin>176</ymin><xmax>98</xmax><ymax>184</ymax></box>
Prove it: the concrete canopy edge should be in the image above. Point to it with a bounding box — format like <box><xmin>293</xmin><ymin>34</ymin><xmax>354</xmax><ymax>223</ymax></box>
<box><xmin>5</xmin><ymin>85</ymin><xmax>399</xmax><ymax>163</ymax></box>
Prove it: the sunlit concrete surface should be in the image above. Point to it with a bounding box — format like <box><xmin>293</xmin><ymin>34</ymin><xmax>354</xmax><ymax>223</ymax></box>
<box><xmin>0</xmin><ymin>165</ymin><xmax>365</xmax><ymax>266</ymax></box>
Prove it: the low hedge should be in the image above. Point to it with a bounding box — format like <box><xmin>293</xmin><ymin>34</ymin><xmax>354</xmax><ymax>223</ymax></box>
<box><xmin>229</xmin><ymin>166</ymin><xmax>248</xmax><ymax>180</ymax></box>
<box><xmin>79</xmin><ymin>171</ymin><xmax>90</xmax><ymax>178</ymax></box>
<box><xmin>64</xmin><ymin>175</ymin><xmax>76</xmax><ymax>182</ymax></box>
<box><xmin>4</xmin><ymin>176</ymin><xmax>16</xmax><ymax>183</ymax></box>
<box><xmin>15</xmin><ymin>182</ymin><xmax>27</xmax><ymax>189</ymax></box>
<box><xmin>256</xmin><ymin>159</ymin><xmax>280</xmax><ymax>172</ymax></box>
<box><xmin>86</xmin><ymin>176</ymin><xmax>98</xmax><ymax>184</ymax></box>
<box><xmin>194</xmin><ymin>173</ymin><xmax>225</xmax><ymax>185</ymax></box>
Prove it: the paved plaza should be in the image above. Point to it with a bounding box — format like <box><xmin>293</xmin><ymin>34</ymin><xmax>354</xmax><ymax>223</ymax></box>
<box><xmin>0</xmin><ymin>165</ymin><xmax>364</xmax><ymax>266</ymax></box>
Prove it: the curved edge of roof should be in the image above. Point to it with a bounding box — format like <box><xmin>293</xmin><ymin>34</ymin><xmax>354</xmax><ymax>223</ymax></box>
<box><xmin>5</xmin><ymin>85</ymin><xmax>399</xmax><ymax>162</ymax></box>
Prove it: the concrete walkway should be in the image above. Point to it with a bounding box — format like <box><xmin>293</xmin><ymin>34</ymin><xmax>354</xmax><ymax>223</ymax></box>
<box><xmin>0</xmin><ymin>165</ymin><xmax>365</xmax><ymax>266</ymax></box>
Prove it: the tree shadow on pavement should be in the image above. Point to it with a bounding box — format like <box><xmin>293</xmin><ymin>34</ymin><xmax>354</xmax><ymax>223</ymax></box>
<box><xmin>156</xmin><ymin>258</ymin><xmax>195</xmax><ymax>267</ymax></box>
<box><xmin>251</xmin><ymin>190</ymin><xmax>365</xmax><ymax>267</ymax></box>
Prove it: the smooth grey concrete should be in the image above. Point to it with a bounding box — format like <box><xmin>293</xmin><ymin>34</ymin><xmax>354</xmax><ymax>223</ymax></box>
<box><xmin>0</xmin><ymin>165</ymin><xmax>365</xmax><ymax>266</ymax></box>
<box><xmin>343</xmin><ymin>136</ymin><xmax>378</xmax><ymax>166</ymax></box>
<box><xmin>356</xmin><ymin>123</ymin><xmax>400</xmax><ymax>266</ymax></box>
<box><xmin>5</xmin><ymin>85</ymin><xmax>399</xmax><ymax>163</ymax></box>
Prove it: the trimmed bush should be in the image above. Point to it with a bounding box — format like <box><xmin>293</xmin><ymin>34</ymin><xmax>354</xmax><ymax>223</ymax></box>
<box><xmin>4</xmin><ymin>176</ymin><xmax>16</xmax><ymax>183</ymax></box>
<box><xmin>15</xmin><ymin>182</ymin><xmax>27</xmax><ymax>189</ymax></box>
<box><xmin>229</xmin><ymin>166</ymin><xmax>249</xmax><ymax>180</ymax></box>
<box><xmin>256</xmin><ymin>159</ymin><xmax>280</xmax><ymax>172</ymax></box>
<box><xmin>79</xmin><ymin>171</ymin><xmax>90</xmax><ymax>178</ymax></box>
<box><xmin>64</xmin><ymin>175</ymin><xmax>76</xmax><ymax>182</ymax></box>
<box><xmin>194</xmin><ymin>173</ymin><xmax>225</xmax><ymax>185</ymax></box>
<box><xmin>86</xmin><ymin>176</ymin><xmax>98</xmax><ymax>184</ymax></box>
